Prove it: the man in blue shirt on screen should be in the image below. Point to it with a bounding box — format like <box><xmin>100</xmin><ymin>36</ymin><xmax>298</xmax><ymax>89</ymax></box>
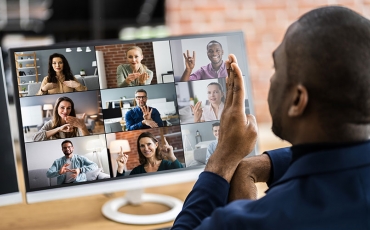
<box><xmin>125</xmin><ymin>89</ymin><xmax>163</xmax><ymax>131</ymax></box>
<box><xmin>173</xmin><ymin>6</ymin><xmax>370</xmax><ymax>229</ymax></box>
<box><xmin>46</xmin><ymin>140</ymin><xmax>98</xmax><ymax>185</ymax></box>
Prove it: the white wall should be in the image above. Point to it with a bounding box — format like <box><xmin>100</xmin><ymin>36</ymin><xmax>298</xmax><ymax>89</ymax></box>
<box><xmin>153</xmin><ymin>41</ymin><xmax>174</xmax><ymax>83</ymax></box>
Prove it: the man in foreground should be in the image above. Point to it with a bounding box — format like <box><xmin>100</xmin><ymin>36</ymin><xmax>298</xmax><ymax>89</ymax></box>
<box><xmin>46</xmin><ymin>140</ymin><xmax>98</xmax><ymax>185</ymax></box>
<box><xmin>173</xmin><ymin>6</ymin><xmax>370</xmax><ymax>229</ymax></box>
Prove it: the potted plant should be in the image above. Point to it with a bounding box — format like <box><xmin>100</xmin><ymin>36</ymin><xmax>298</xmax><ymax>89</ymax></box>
<box><xmin>80</xmin><ymin>69</ymin><xmax>86</xmax><ymax>76</ymax></box>
<box><xmin>22</xmin><ymin>87</ymin><xmax>26</xmax><ymax>92</ymax></box>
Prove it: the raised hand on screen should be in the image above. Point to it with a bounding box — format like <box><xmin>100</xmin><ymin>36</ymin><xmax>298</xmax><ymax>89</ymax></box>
<box><xmin>161</xmin><ymin>137</ymin><xmax>176</xmax><ymax>162</ymax></box>
<box><xmin>116</xmin><ymin>146</ymin><xmax>129</xmax><ymax>174</ymax></box>
<box><xmin>183</xmin><ymin>50</ymin><xmax>196</xmax><ymax>70</ymax></box>
<box><xmin>190</xmin><ymin>101</ymin><xmax>203</xmax><ymax>122</ymax></box>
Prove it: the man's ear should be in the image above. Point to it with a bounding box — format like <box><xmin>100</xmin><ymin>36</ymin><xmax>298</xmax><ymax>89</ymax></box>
<box><xmin>288</xmin><ymin>84</ymin><xmax>308</xmax><ymax>117</ymax></box>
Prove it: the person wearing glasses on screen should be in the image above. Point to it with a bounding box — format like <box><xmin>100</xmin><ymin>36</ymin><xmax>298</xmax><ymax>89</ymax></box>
<box><xmin>116</xmin><ymin>132</ymin><xmax>183</xmax><ymax>176</ymax></box>
<box><xmin>125</xmin><ymin>89</ymin><xmax>163</xmax><ymax>131</ymax></box>
<box><xmin>191</xmin><ymin>82</ymin><xmax>225</xmax><ymax>122</ymax></box>
<box><xmin>37</xmin><ymin>53</ymin><xmax>87</xmax><ymax>95</ymax></box>
<box><xmin>33</xmin><ymin>97</ymin><xmax>90</xmax><ymax>141</ymax></box>
<box><xmin>46</xmin><ymin>140</ymin><xmax>98</xmax><ymax>185</ymax></box>
<box><xmin>180</xmin><ymin>40</ymin><xmax>227</xmax><ymax>82</ymax></box>
<box><xmin>117</xmin><ymin>46</ymin><xmax>153</xmax><ymax>87</ymax></box>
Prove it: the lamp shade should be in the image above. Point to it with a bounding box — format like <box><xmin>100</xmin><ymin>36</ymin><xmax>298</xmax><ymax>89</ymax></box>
<box><xmin>86</xmin><ymin>47</ymin><xmax>91</xmax><ymax>52</ymax></box>
<box><xmin>92</xmin><ymin>61</ymin><xmax>97</xmax><ymax>67</ymax></box>
<box><xmin>86</xmin><ymin>139</ymin><xmax>103</xmax><ymax>151</ymax></box>
<box><xmin>182</xmin><ymin>129</ymin><xmax>190</xmax><ymax>135</ymax></box>
<box><xmin>43</xmin><ymin>104</ymin><xmax>53</xmax><ymax>111</ymax></box>
<box><xmin>66</xmin><ymin>48</ymin><xmax>72</xmax><ymax>52</ymax></box>
<box><xmin>109</xmin><ymin>140</ymin><xmax>130</xmax><ymax>153</ymax></box>
<box><xmin>77</xmin><ymin>47</ymin><xmax>82</xmax><ymax>52</ymax></box>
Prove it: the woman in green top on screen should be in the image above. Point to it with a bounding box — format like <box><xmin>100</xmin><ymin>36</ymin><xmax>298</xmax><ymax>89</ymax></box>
<box><xmin>116</xmin><ymin>132</ymin><xmax>183</xmax><ymax>176</ymax></box>
<box><xmin>116</xmin><ymin>46</ymin><xmax>153</xmax><ymax>87</ymax></box>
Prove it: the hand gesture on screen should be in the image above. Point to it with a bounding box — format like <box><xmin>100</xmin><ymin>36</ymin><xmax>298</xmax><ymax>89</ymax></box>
<box><xmin>161</xmin><ymin>137</ymin><xmax>176</xmax><ymax>162</ymax></box>
<box><xmin>59</xmin><ymin>163</ymin><xmax>70</xmax><ymax>175</ymax></box>
<box><xmin>59</xmin><ymin>124</ymin><xmax>74</xmax><ymax>133</ymax></box>
<box><xmin>143</xmin><ymin>119</ymin><xmax>159</xmax><ymax>128</ymax></box>
<box><xmin>138</xmin><ymin>72</ymin><xmax>149</xmax><ymax>85</ymax></box>
<box><xmin>116</xmin><ymin>146</ymin><xmax>129</xmax><ymax>174</ymax></box>
<box><xmin>65</xmin><ymin>114</ymin><xmax>86</xmax><ymax>129</ymax></box>
<box><xmin>141</xmin><ymin>106</ymin><xmax>152</xmax><ymax>120</ymax></box>
<box><xmin>190</xmin><ymin>101</ymin><xmax>203</xmax><ymax>122</ymax></box>
<box><xmin>183</xmin><ymin>50</ymin><xmax>196</xmax><ymax>70</ymax></box>
<box><xmin>205</xmin><ymin>54</ymin><xmax>258</xmax><ymax>183</ymax></box>
<box><xmin>69</xmin><ymin>168</ymin><xmax>80</xmax><ymax>179</ymax></box>
<box><xmin>125</xmin><ymin>73</ymin><xmax>140</xmax><ymax>84</ymax></box>
<box><xmin>63</xmin><ymin>80</ymin><xmax>81</xmax><ymax>89</ymax></box>
<box><xmin>42</xmin><ymin>82</ymin><xmax>58</xmax><ymax>91</ymax></box>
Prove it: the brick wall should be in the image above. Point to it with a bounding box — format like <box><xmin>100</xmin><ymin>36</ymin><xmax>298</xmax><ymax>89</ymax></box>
<box><xmin>114</xmin><ymin>126</ymin><xmax>184</xmax><ymax>170</ymax></box>
<box><xmin>165</xmin><ymin>0</ymin><xmax>370</xmax><ymax>123</ymax></box>
<box><xmin>95</xmin><ymin>42</ymin><xmax>157</xmax><ymax>88</ymax></box>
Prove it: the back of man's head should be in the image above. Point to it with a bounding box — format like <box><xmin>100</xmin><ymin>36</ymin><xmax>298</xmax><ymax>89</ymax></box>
<box><xmin>286</xmin><ymin>6</ymin><xmax>370</xmax><ymax>125</ymax></box>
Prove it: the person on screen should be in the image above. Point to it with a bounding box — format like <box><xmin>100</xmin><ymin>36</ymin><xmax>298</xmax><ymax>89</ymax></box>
<box><xmin>46</xmin><ymin>140</ymin><xmax>98</xmax><ymax>185</ymax></box>
<box><xmin>116</xmin><ymin>132</ymin><xmax>183</xmax><ymax>176</ymax></box>
<box><xmin>191</xmin><ymin>82</ymin><xmax>225</xmax><ymax>122</ymax></box>
<box><xmin>117</xmin><ymin>46</ymin><xmax>153</xmax><ymax>87</ymax></box>
<box><xmin>173</xmin><ymin>6</ymin><xmax>370</xmax><ymax>229</ymax></box>
<box><xmin>180</xmin><ymin>40</ymin><xmax>227</xmax><ymax>82</ymax></box>
<box><xmin>204</xmin><ymin>122</ymin><xmax>219</xmax><ymax>164</ymax></box>
<box><xmin>37</xmin><ymin>53</ymin><xmax>87</xmax><ymax>95</ymax></box>
<box><xmin>125</xmin><ymin>89</ymin><xmax>163</xmax><ymax>131</ymax></box>
<box><xmin>33</xmin><ymin>96</ymin><xmax>90</xmax><ymax>141</ymax></box>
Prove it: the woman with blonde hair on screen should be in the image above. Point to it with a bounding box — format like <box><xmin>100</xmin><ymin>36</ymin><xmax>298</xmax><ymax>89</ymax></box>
<box><xmin>116</xmin><ymin>132</ymin><xmax>183</xmax><ymax>176</ymax></box>
<box><xmin>33</xmin><ymin>96</ymin><xmax>90</xmax><ymax>141</ymax></box>
<box><xmin>116</xmin><ymin>46</ymin><xmax>153</xmax><ymax>87</ymax></box>
<box><xmin>37</xmin><ymin>53</ymin><xmax>87</xmax><ymax>95</ymax></box>
<box><xmin>191</xmin><ymin>82</ymin><xmax>225</xmax><ymax>123</ymax></box>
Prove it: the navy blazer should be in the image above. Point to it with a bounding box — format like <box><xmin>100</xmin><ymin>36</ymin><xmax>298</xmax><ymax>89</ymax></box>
<box><xmin>173</xmin><ymin>141</ymin><xmax>370</xmax><ymax>230</ymax></box>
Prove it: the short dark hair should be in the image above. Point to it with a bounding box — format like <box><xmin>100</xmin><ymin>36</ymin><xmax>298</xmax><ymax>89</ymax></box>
<box><xmin>61</xmin><ymin>140</ymin><xmax>73</xmax><ymax>147</ymax></box>
<box><xmin>207</xmin><ymin>40</ymin><xmax>223</xmax><ymax>50</ymax></box>
<box><xmin>212</xmin><ymin>122</ymin><xmax>220</xmax><ymax>129</ymax></box>
<box><xmin>285</xmin><ymin>6</ymin><xmax>370</xmax><ymax>125</ymax></box>
<box><xmin>135</xmin><ymin>89</ymin><xmax>147</xmax><ymax>96</ymax></box>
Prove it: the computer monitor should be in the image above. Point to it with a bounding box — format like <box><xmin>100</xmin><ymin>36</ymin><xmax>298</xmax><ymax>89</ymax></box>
<box><xmin>9</xmin><ymin>32</ymin><xmax>256</xmax><ymax>224</ymax></box>
<box><xmin>0</xmin><ymin>47</ymin><xmax>23</xmax><ymax>206</ymax></box>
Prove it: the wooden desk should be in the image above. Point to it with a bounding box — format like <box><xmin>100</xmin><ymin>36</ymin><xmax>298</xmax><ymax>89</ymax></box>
<box><xmin>0</xmin><ymin>124</ymin><xmax>290</xmax><ymax>230</ymax></box>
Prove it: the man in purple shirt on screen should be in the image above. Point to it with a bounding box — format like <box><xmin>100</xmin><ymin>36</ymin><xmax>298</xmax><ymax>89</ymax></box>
<box><xmin>180</xmin><ymin>40</ymin><xmax>227</xmax><ymax>81</ymax></box>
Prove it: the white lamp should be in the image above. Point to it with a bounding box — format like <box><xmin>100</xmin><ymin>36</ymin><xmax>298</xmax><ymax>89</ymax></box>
<box><xmin>43</xmin><ymin>104</ymin><xmax>53</xmax><ymax>118</ymax></box>
<box><xmin>86</xmin><ymin>139</ymin><xmax>104</xmax><ymax>171</ymax></box>
<box><xmin>92</xmin><ymin>61</ymin><xmax>97</xmax><ymax>76</ymax></box>
<box><xmin>182</xmin><ymin>129</ymin><xmax>193</xmax><ymax>151</ymax></box>
<box><xmin>66</xmin><ymin>48</ymin><xmax>72</xmax><ymax>52</ymax></box>
<box><xmin>109</xmin><ymin>140</ymin><xmax>131</xmax><ymax>154</ymax></box>
<box><xmin>77</xmin><ymin>47</ymin><xmax>82</xmax><ymax>52</ymax></box>
<box><xmin>86</xmin><ymin>47</ymin><xmax>91</xmax><ymax>52</ymax></box>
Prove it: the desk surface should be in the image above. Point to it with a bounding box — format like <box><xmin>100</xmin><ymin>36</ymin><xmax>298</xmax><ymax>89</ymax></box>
<box><xmin>0</xmin><ymin>124</ymin><xmax>290</xmax><ymax>230</ymax></box>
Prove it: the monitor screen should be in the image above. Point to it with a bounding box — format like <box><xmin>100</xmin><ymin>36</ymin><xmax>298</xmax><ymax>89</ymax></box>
<box><xmin>9</xmin><ymin>32</ymin><xmax>255</xmax><ymax>209</ymax></box>
<box><xmin>0</xmin><ymin>47</ymin><xmax>22</xmax><ymax>206</ymax></box>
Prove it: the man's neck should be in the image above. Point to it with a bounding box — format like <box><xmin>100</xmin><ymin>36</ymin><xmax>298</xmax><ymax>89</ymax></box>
<box><xmin>65</xmin><ymin>154</ymin><xmax>73</xmax><ymax>159</ymax></box>
<box><xmin>211</xmin><ymin>61</ymin><xmax>223</xmax><ymax>71</ymax></box>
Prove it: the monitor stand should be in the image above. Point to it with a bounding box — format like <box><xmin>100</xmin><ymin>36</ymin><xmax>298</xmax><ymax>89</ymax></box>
<box><xmin>101</xmin><ymin>188</ymin><xmax>183</xmax><ymax>225</ymax></box>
